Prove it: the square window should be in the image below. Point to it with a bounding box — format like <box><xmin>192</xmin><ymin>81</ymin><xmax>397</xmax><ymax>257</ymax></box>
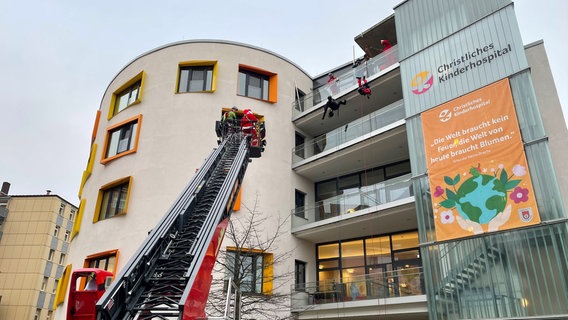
<box><xmin>108</xmin><ymin>72</ymin><xmax>145</xmax><ymax>118</ymax></box>
<box><xmin>114</xmin><ymin>81</ymin><xmax>140</xmax><ymax>114</ymax></box>
<box><xmin>102</xmin><ymin>115</ymin><xmax>142</xmax><ymax>164</ymax></box>
<box><xmin>96</xmin><ymin>178</ymin><xmax>131</xmax><ymax>221</ymax></box>
<box><xmin>237</xmin><ymin>65</ymin><xmax>277</xmax><ymax>102</ymax></box>
<box><xmin>179</xmin><ymin>66</ymin><xmax>213</xmax><ymax>92</ymax></box>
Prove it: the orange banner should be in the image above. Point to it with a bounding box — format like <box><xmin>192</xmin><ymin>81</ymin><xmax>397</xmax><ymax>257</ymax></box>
<box><xmin>422</xmin><ymin>79</ymin><xmax>540</xmax><ymax>241</ymax></box>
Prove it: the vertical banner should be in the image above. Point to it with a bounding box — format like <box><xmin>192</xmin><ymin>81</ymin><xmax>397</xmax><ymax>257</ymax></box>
<box><xmin>422</xmin><ymin>79</ymin><xmax>540</xmax><ymax>241</ymax></box>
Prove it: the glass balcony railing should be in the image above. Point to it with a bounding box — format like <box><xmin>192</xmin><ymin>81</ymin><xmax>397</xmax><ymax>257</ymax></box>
<box><xmin>292</xmin><ymin>99</ymin><xmax>405</xmax><ymax>166</ymax></box>
<box><xmin>290</xmin><ymin>267</ymin><xmax>425</xmax><ymax>309</ymax></box>
<box><xmin>292</xmin><ymin>45</ymin><xmax>399</xmax><ymax>117</ymax></box>
<box><xmin>291</xmin><ymin>174</ymin><xmax>413</xmax><ymax>228</ymax></box>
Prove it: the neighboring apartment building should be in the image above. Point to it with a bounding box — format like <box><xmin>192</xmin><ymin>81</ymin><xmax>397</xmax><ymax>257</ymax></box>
<box><xmin>53</xmin><ymin>0</ymin><xmax>568</xmax><ymax>319</ymax></box>
<box><xmin>0</xmin><ymin>182</ymin><xmax>77</xmax><ymax>320</ymax></box>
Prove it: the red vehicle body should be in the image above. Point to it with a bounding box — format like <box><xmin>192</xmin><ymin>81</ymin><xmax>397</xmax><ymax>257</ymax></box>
<box><xmin>67</xmin><ymin>268</ymin><xmax>114</xmax><ymax>319</ymax></box>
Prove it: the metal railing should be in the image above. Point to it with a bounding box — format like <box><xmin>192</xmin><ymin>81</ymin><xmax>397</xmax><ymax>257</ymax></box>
<box><xmin>292</xmin><ymin>45</ymin><xmax>399</xmax><ymax>116</ymax></box>
<box><xmin>292</xmin><ymin>99</ymin><xmax>405</xmax><ymax>165</ymax></box>
<box><xmin>292</xmin><ymin>174</ymin><xmax>412</xmax><ymax>228</ymax></box>
<box><xmin>291</xmin><ymin>267</ymin><xmax>424</xmax><ymax>309</ymax></box>
<box><xmin>205</xmin><ymin>278</ymin><xmax>241</xmax><ymax>320</ymax></box>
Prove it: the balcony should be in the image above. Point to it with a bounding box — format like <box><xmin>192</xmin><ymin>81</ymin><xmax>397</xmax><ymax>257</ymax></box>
<box><xmin>293</xmin><ymin>99</ymin><xmax>405</xmax><ymax>168</ymax></box>
<box><xmin>292</xmin><ymin>45</ymin><xmax>399</xmax><ymax>117</ymax></box>
<box><xmin>292</xmin><ymin>173</ymin><xmax>413</xmax><ymax>230</ymax></box>
<box><xmin>291</xmin><ymin>268</ymin><xmax>427</xmax><ymax>319</ymax></box>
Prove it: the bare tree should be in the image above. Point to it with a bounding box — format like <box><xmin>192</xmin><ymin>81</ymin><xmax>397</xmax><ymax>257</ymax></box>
<box><xmin>206</xmin><ymin>196</ymin><xmax>296</xmax><ymax>320</ymax></box>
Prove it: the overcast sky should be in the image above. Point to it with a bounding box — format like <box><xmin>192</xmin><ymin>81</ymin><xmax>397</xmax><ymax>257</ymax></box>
<box><xmin>0</xmin><ymin>0</ymin><xmax>566</xmax><ymax>204</ymax></box>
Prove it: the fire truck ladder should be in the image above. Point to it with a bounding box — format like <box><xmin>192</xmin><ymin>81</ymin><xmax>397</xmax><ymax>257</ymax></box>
<box><xmin>96</xmin><ymin>133</ymin><xmax>250</xmax><ymax>320</ymax></box>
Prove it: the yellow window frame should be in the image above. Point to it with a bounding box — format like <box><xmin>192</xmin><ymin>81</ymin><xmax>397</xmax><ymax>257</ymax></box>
<box><xmin>108</xmin><ymin>71</ymin><xmax>146</xmax><ymax>119</ymax></box>
<box><xmin>176</xmin><ymin>60</ymin><xmax>218</xmax><ymax>93</ymax></box>
<box><xmin>93</xmin><ymin>176</ymin><xmax>133</xmax><ymax>222</ymax></box>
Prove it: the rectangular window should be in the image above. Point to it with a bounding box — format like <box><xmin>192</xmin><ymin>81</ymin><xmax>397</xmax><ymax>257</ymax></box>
<box><xmin>225</xmin><ymin>249</ymin><xmax>268</xmax><ymax>294</ymax></box>
<box><xmin>53</xmin><ymin>225</ymin><xmax>60</xmax><ymax>237</ymax></box>
<box><xmin>238</xmin><ymin>70</ymin><xmax>269</xmax><ymax>100</ymax></box>
<box><xmin>59</xmin><ymin>253</ymin><xmax>66</xmax><ymax>265</ymax></box>
<box><xmin>59</xmin><ymin>203</ymin><xmax>65</xmax><ymax>216</ymax></box>
<box><xmin>108</xmin><ymin>71</ymin><xmax>145</xmax><ymax>119</ymax></box>
<box><xmin>95</xmin><ymin>177</ymin><xmax>132</xmax><ymax>221</ymax></box>
<box><xmin>85</xmin><ymin>250</ymin><xmax>119</xmax><ymax>274</ymax></box>
<box><xmin>64</xmin><ymin>230</ymin><xmax>70</xmax><ymax>242</ymax></box>
<box><xmin>48</xmin><ymin>249</ymin><xmax>55</xmax><ymax>261</ymax></box>
<box><xmin>295</xmin><ymin>260</ymin><xmax>306</xmax><ymax>291</ymax></box>
<box><xmin>102</xmin><ymin>115</ymin><xmax>142</xmax><ymax>164</ymax></box>
<box><xmin>114</xmin><ymin>81</ymin><xmax>140</xmax><ymax>114</ymax></box>
<box><xmin>69</xmin><ymin>210</ymin><xmax>75</xmax><ymax>221</ymax></box>
<box><xmin>41</xmin><ymin>277</ymin><xmax>48</xmax><ymax>291</ymax></box>
<box><xmin>294</xmin><ymin>189</ymin><xmax>306</xmax><ymax>218</ymax></box>
<box><xmin>179</xmin><ymin>66</ymin><xmax>213</xmax><ymax>92</ymax></box>
<box><xmin>237</xmin><ymin>65</ymin><xmax>277</xmax><ymax>102</ymax></box>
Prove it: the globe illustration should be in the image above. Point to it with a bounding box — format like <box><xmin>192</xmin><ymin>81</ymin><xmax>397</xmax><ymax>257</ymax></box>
<box><xmin>453</xmin><ymin>174</ymin><xmax>507</xmax><ymax>224</ymax></box>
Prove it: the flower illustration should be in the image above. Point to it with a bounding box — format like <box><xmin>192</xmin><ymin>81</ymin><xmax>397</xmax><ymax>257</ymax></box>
<box><xmin>512</xmin><ymin>164</ymin><xmax>526</xmax><ymax>177</ymax></box>
<box><xmin>509</xmin><ymin>187</ymin><xmax>529</xmax><ymax>204</ymax></box>
<box><xmin>433</xmin><ymin>186</ymin><xmax>444</xmax><ymax>197</ymax></box>
<box><xmin>440</xmin><ymin>210</ymin><xmax>455</xmax><ymax>224</ymax></box>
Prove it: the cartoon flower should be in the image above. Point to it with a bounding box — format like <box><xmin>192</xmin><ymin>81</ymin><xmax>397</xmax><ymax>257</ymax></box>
<box><xmin>509</xmin><ymin>187</ymin><xmax>529</xmax><ymax>204</ymax></box>
<box><xmin>433</xmin><ymin>186</ymin><xmax>444</xmax><ymax>197</ymax></box>
<box><xmin>512</xmin><ymin>164</ymin><xmax>526</xmax><ymax>177</ymax></box>
<box><xmin>440</xmin><ymin>210</ymin><xmax>455</xmax><ymax>224</ymax></box>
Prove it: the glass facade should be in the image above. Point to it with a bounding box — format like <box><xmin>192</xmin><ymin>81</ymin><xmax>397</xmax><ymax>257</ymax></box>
<box><xmin>316</xmin><ymin>231</ymin><xmax>423</xmax><ymax>301</ymax></box>
<box><xmin>398</xmin><ymin>1</ymin><xmax>568</xmax><ymax>319</ymax></box>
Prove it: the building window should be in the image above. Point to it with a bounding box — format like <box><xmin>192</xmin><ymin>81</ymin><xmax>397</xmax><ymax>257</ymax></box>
<box><xmin>64</xmin><ymin>230</ymin><xmax>70</xmax><ymax>242</ymax></box>
<box><xmin>225</xmin><ymin>249</ymin><xmax>272</xmax><ymax>294</ymax></box>
<box><xmin>34</xmin><ymin>308</ymin><xmax>41</xmax><ymax>320</ymax></box>
<box><xmin>53</xmin><ymin>225</ymin><xmax>60</xmax><ymax>237</ymax></box>
<box><xmin>69</xmin><ymin>210</ymin><xmax>75</xmax><ymax>221</ymax></box>
<box><xmin>294</xmin><ymin>88</ymin><xmax>306</xmax><ymax>112</ymax></box>
<box><xmin>295</xmin><ymin>260</ymin><xmax>306</xmax><ymax>291</ymax></box>
<box><xmin>59</xmin><ymin>203</ymin><xmax>65</xmax><ymax>216</ymax></box>
<box><xmin>101</xmin><ymin>115</ymin><xmax>142</xmax><ymax>164</ymax></box>
<box><xmin>294</xmin><ymin>189</ymin><xmax>306</xmax><ymax>218</ymax></box>
<box><xmin>295</xmin><ymin>132</ymin><xmax>305</xmax><ymax>159</ymax></box>
<box><xmin>94</xmin><ymin>177</ymin><xmax>132</xmax><ymax>221</ymax></box>
<box><xmin>41</xmin><ymin>277</ymin><xmax>48</xmax><ymax>291</ymax></box>
<box><xmin>316</xmin><ymin>230</ymin><xmax>422</xmax><ymax>298</ymax></box>
<box><xmin>53</xmin><ymin>280</ymin><xmax>58</xmax><ymax>293</ymax></box>
<box><xmin>59</xmin><ymin>253</ymin><xmax>66</xmax><ymax>265</ymax></box>
<box><xmin>178</xmin><ymin>66</ymin><xmax>213</xmax><ymax>92</ymax></box>
<box><xmin>85</xmin><ymin>250</ymin><xmax>119</xmax><ymax>274</ymax></box>
<box><xmin>237</xmin><ymin>65</ymin><xmax>277</xmax><ymax>102</ymax></box>
<box><xmin>48</xmin><ymin>249</ymin><xmax>55</xmax><ymax>261</ymax></box>
<box><xmin>108</xmin><ymin>71</ymin><xmax>145</xmax><ymax>118</ymax></box>
<box><xmin>315</xmin><ymin>160</ymin><xmax>411</xmax><ymax>202</ymax></box>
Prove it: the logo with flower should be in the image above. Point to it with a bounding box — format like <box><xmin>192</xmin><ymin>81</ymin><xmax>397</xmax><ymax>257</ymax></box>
<box><xmin>433</xmin><ymin>163</ymin><xmax>530</xmax><ymax>233</ymax></box>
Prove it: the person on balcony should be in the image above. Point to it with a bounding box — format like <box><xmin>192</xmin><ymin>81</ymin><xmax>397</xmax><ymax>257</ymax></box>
<box><xmin>381</xmin><ymin>39</ymin><xmax>395</xmax><ymax>68</ymax></box>
<box><xmin>356</xmin><ymin>76</ymin><xmax>371</xmax><ymax>98</ymax></box>
<box><xmin>322</xmin><ymin>96</ymin><xmax>347</xmax><ymax>120</ymax></box>
<box><xmin>327</xmin><ymin>73</ymin><xmax>339</xmax><ymax>95</ymax></box>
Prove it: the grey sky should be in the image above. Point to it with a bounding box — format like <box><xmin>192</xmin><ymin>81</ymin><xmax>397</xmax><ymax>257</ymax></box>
<box><xmin>0</xmin><ymin>0</ymin><xmax>566</xmax><ymax>204</ymax></box>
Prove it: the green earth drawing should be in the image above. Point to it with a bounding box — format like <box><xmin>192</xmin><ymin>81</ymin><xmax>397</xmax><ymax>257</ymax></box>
<box><xmin>435</xmin><ymin>165</ymin><xmax>524</xmax><ymax>224</ymax></box>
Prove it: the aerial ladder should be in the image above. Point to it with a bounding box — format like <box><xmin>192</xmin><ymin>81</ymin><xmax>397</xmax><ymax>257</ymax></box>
<box><xmin>67</xmin><ymin>119</ymin><xmax>265</xmax><ymax>320</ymax></box>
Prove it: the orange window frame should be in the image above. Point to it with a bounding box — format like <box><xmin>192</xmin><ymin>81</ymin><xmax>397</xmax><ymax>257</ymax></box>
<box><xmin>100</xmin><ymin>115</ymin><xmax>142</xmax><ymax>164</ymax></box>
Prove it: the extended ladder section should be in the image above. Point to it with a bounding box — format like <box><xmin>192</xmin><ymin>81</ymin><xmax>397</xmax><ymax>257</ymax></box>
<box><xmin>95</xmin><ymin>133</ymin><xmax>250</xmax><ymax>320</ymax></box>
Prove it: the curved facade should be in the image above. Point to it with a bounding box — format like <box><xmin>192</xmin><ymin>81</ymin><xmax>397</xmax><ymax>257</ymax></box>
<box><xmin>56</xmin><ymin>40</ymin><xmax>313</xmax><ymax>318</ymax></box>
